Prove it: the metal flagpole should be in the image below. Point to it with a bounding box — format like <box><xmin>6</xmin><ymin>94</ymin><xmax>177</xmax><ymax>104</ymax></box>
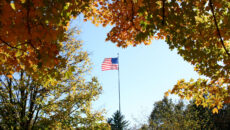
<box><xmin>117</xmin><ymin>53</ymin><xmax>121</xmax><ymax>112</ymax></box>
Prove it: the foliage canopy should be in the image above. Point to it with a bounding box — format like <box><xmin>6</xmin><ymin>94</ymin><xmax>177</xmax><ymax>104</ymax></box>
<box><xmin>87</xmin><ymin>0</ymin><xmax>230</xmax><ymax>111</ymax></box>
<box><xmin>0</xmin><ymin>0</ymin><xmax>229</xmax><ymax>113</ymax></box>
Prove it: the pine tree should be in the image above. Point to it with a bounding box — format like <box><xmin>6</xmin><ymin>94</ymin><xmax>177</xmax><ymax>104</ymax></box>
<box><xmin>108</xmin><ymin>110</ymin><xmax>129</xmax><ymax>130</ymax></box>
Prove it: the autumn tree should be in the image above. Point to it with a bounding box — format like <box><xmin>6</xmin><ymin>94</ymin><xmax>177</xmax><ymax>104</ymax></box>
<box><xmin>86</xmin><ymin>0</ymin><xmax>230</xmax><ymax>111</ymax></box>
<box><xmin>0</xmin><ymin>29</ymin><xmax>109</xmax><ymax>129</ymax></box>
<box><xmin>147</xmin><ymin>97</ymin><xmax>216</xmax><ymax>129</ymax></box>
<box><xmin>0</xmin><ymin>0</ymin><xmax>97</xmax><ymax>79</ymax></box>
<box><xmin>185</xmin><ymin>100</ymin><xmax>230</xmax><ymax>129</ymax></box>
<box><xmin>146</xmin><ymin>97</ymin><xmax>230</xmax><ymax>129</ymax></box>
<box><xmin>149</xmin><ymin>97</ymin><xmax>185</xmax><ymax>129</ymax></box>
<box><xmin>183</xmin><ymin>101</ymin><xmax>215</xmax><ymax>129</ymax></box>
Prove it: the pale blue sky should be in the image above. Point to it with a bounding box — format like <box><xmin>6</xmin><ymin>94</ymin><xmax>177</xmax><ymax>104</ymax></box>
<box><xmin>73</xmin><ymin>16</ymin><xmax>199</xmax><ymax>127</ymax></box>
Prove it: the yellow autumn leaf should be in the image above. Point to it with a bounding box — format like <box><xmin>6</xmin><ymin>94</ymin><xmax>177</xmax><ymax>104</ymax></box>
<box><xmin>202</xmin><ymin>102</ymin><xmax>208</xmax><ymax>108</ymax></box>
<box><xmin>194</xmin><ymin>67</ymin><xmax>198</xmax><ymax>71</ymax></box>
<box><xmin>95</xmin><ymin>23</ymin><xmax>99</xmax><ymax>27</ymax></box>
<box><xmin>10</xmin><ymin>2</ymin><xmax>16</xmax><ymax>10</ymax></box>
<box><xmin>20</xmin><ymin>0</ymin><xmax>26</xmax><ymax>3</ymax></box>
<box><xmin>164</xmin><ymin>91</ymin><xmax>169</xmax><ymax>97</ymax></box>
<box><xmin>212</xmin><ymin>108</ymin><xmax>218</xmax><ymax>114</ymax></box>
<box><xmin>186</xmin><ymin>95</ymin><xmax>191</xmax><ymax>100</ymax></box>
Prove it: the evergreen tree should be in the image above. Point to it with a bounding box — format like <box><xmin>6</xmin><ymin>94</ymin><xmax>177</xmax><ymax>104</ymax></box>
<box><xmin>108</xmin><ymin>110</ymin><xmax>129</xmax><ymax>130</ymax></box>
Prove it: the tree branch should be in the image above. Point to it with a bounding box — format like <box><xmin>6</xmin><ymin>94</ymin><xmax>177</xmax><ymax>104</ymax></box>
<box><xmin>209</xmin><ymin>0</ymin><xmax>230</xmax><ymax>56</ymax></box>
<box><xmin>162</xmin><ymin>0</ymin><xmax>165</xmax><ymax>25</ymax></box>
<box><xmin>6</xmin><ymin>76</ymin><xmax>13</xmax><ymax>103</ymax></box>
<box><xmin>31</xmin><ymin>105</ymin><xmax>41</xmax><ymax>129</ymax></box>
<box><xmin>26</xmin><ymin>84</ymin><xmax>37</xmax><ymax>129</ymax></box>
<box><xmin>0</xmin><ymin>38</ymin><xmax>18</xmax><ymax>49</ymax></box>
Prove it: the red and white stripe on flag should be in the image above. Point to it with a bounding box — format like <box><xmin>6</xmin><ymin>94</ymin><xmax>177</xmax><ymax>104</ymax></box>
<box><xmin>101</xmin><ymin>58</ymin><xmax>118</xmax><ymax>71</ymax></box>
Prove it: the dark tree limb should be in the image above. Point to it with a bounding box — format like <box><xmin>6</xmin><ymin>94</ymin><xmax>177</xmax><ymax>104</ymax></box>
<box><xmin>6</xmin><ymin>77</ymin><xmax>14</xmax><ymax>104</ymax></box>
<box><xmin>0</xmin><ymin>38</ymin><xmax>18</xmax><ymax>49</ymax></box>
<box><xmin>209</xmin><ymin>0</ymin><xmax>230</xmax><ymax>56</ymax></box>
<box><xmin>31</xmin><ymin>105</ymin><xmax>41</xmax><ymax>130</ymax></box>
<box><xmin>26</xmin><ymin>85</ymin><xmax>36</xmax><ymax>128</ymax></box>
<box><xmin>162</xmin><ymin>0</ymin><xmax>165</xmax><ymax>25</ymax></box>
<box><xmin>19</xmin><ymin>71</ymin><xmax>27</xmax><ymax>128</ymax></box>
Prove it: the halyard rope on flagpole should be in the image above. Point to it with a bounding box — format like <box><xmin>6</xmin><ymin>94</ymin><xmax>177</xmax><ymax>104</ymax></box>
<box><xmin>118</xmin><ymin>53</ymin><xmax>121</xmax><ymax>112</ymax></box>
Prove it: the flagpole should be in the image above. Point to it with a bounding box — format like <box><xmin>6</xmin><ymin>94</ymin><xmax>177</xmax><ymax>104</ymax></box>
<box><xmin>118</xmin><ymin>53</ymin><xmax>121</xmax><ymax>112</ymax></box>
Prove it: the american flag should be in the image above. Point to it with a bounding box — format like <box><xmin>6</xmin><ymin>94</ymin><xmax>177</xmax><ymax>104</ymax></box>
<box><xmin>101</xmin><ymin>58</ymin><xmax>119</xmax><ymax>71</ymax></box>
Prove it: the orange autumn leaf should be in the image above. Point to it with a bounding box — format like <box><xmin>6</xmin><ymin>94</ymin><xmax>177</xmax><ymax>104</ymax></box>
<box><xmin>7</xmin><ymin>74</ymin><xmax>13</xmax><ymax>79</ymax></box>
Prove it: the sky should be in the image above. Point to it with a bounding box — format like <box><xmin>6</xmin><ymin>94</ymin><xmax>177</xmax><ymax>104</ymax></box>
<box><xmin>73</xmin><ymin>16</ymin><xmax>200</xmax><ymax>127</ymax></box>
